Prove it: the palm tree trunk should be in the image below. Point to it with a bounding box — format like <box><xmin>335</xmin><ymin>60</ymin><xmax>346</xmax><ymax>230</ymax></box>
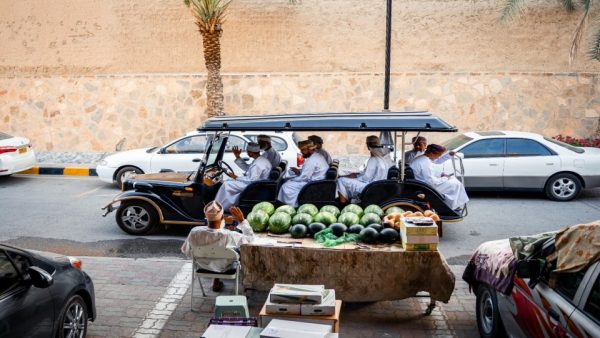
<box><xmin>201</xmin><ymin>29</ymin><xmax>225</xmax><ymax>117</ymax></box>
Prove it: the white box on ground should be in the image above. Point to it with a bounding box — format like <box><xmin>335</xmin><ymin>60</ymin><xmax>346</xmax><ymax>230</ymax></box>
<box><xmin>265</xmin><ymin>296</ymin><xmax>302</xmax><ymax>315</ymax></box>
<box><xmin>301</xmin><ymin>289</ymin><xmax>336</xmax><ymax>316</ymax></box>
<box><xmin>201</xmin><ymin>324</ymin><xmax>251</xmax><ymax>338</ymax></box>
<box><xmin>260</xmin><ymin>319</ymin><xmax>332</xmax><ymax>338</ymax></box>
<box><xmin>269</xmin><ymin>284</ymin><xmax>325</xmax><ymax>304</ymax></box>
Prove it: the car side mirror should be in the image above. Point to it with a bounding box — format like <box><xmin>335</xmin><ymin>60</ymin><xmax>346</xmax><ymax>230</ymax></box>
<box><xmin>455</xmin><ymin>152</ymin><xmax>464</xmax><ymax>159</ymax></box>
<box><xmin>27</xmin><ymin>266</ymin><xmax>53</xmax><ymax>288</ymax></box>
<box><xmin>517</xmin><ymin>259</ymin><xmax>545</xmax><ymax>288</ymax></box>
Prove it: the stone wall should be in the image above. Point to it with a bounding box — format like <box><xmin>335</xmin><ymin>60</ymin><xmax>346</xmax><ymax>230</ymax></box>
<box><xmin>2</xmin><ymin>72</ymin><xmax>597</xmax><ymax>155</ymax></box>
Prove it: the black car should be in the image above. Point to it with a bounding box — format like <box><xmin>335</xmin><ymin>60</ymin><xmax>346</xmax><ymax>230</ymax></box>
<box><xmin>0</xmin><ymin>244</ymin><xmax>96</xmax><ymax>338</ymax></box>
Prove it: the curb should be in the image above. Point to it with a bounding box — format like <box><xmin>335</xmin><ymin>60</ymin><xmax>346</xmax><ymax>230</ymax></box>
<box><xmin>20</xmin><ymin>166</ymin><xmax>97</xmax><ymax>177</ymax></box>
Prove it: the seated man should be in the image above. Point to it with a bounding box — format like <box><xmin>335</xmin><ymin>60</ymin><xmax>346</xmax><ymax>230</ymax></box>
<box><xmin>308</xmin><ymin>135</ymin><xmax>333</xmax><ymax>165</ymax></box>
<box><xmin>410</xmin><ymin>144</ymin><xmax>469</xmax><ymax>211</ymax></box>
<box><xmin>181</xmin><ymin>202</ymin><xmax>254</xmax><ymax>292</ymax></box>
<box><xmin>404</xmin><ymin>136</ymin><xmax>455</xmax><ymax>166</ymax></box>
<box><xmin>337</xmin><ymin>135</ymin><xmax>394</xmax><ymax>203</ymax></box>
<box><xmin>257</xmin><ymin>135</ymin><xmax>282</xmax><ymax>169</ymax></box>
<box><xmin>277</xmin><ymin>140</ymin><xmax>329</xmax><ymax>207</ymax></box>
<box><xmin>215</xmin><ymin>142</ymin><xmax>271</xmax><ymax>211</ymax></box>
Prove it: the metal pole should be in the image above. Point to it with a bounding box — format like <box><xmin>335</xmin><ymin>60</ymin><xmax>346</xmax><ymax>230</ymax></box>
<box><xmin>400</xmin><ymin>132</ymin><xmax>406</xmax><ymax>181</ymax></box>
<box><xmin>383</xmin><ymin>0</ymin><xmax>392</xmax><ymax>111</ymax></box>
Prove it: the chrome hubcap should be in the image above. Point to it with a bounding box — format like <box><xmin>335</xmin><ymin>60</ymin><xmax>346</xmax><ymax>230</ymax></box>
<box><xmin>480</xmin><ymin>290</ymin><xmax>494</xmax><ymax>334</ymax></box>
<box><xmin>551</xmin><ymin>178</ymin><xmax>576</xmax><ymax>198</ymax></box>
<box><xmin>121</xmin><ymin>205</ymin><xmax>150</xmax><ymax>231</ymax></box>
<box><xmin>63</xmin><ymin>302</ymin><xmax>85</xmax><ymax>338</ymax></box>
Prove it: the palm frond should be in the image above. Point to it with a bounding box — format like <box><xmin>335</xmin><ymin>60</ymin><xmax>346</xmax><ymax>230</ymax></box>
<box><xmin>580</xmin><ymin>0</ymin><xmax>592</xmax><ymax>11</ymax></box>
<box><xmin>588</xmin><ymin>19</ymin><xmax>600</xmax><ymax>61</ymax></box>
<box><xmin>569</xmin><ymin>2</ymin><xmax>592</xmax><ymax>64</ymax></box>
<box><xmin>186</xmin><ymin>0</ymin><xmax>232</xmax><ymax>33</ymax></box>
<box><xmin>499</xmin><ymin>0</ymin><xmax>525</xmax><ymax>21</ymax></box>
<box><xmin>562</xmin><ymin>0</ymin><xmax>577</xmax><ymax>11</ymax></box>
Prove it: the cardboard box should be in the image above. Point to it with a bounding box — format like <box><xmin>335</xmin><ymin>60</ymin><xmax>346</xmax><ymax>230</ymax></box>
<box><xmin>259</xmin><ymin>300</ymin><xmax>342</xmax><ymax>333</ymax></box>
<box><xmin>301</xmin><ymin>289</ymin><xmax>336</xmax><ymax>316</ymax></box>
<box><xmin>402</xmin><ymin>233</ymin><xmax>439</xmax><ymax>244</ymax></box>
<box><xmin>265</xmin><ymin>297</ymin><xmax>302</xmax><ymax>315</ymax></box>
<box><xmin>260</xmin><ymin>319</ymin><xmax>332</xmax><ymax>338</ymax></box>
<box><xmin>201</xmin><ymin>324</ymin><xmax>252</xmax><ymax>338</ymax></box>
<box><xmin>400</xmin><ymin>218</ymin><xmax>438</xmax><ymax>236</ymax></box>
<box><xmin>269</xmin><ymin>284</ymin><xmax>324</xmax><ymax>304</ymax></box>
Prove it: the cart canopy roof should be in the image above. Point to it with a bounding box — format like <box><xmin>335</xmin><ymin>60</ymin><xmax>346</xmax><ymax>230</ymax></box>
<box><xmin>198</xmin><ymin>112</ymin><xmax>457</xmax><ymax>132</ymax></box>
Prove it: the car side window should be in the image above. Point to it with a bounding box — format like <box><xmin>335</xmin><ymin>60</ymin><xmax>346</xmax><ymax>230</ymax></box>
<box><xmin>554</xmin><ymin>270</ymin><xmax>586</xmax><ymax>301</ymax></box>
<box><xmin>0</xmin><ymin>251</ymin><xmax>21</xmax><ymax>296</ymax></box>
<box><xmin>224</xmin><ymin>135</ymin><xmax>247</xmax><ymax>152</ymax></box>
<box><xmin>584</xmin><ymin>274</ymin><xmax>600</xmax><ymax>323</ymax></box>
<box><xmin>460</xmin><ymin>139</ymin><xmax>505</xmax><ymax>158</ymax></box>
<box><xmin>506</xmin><ymin>139</ymin><xmax>553</xmax><ymax>157</ymax></box>
<box><xmin>244</xmin><ymin>135</ymin><xmax>288</xmax><ymax>151</ymax></box>
<box><xmin>6</xmin><ymin>251</ymin><xmax>29</xmax><ymax>274</ymax></box>
<box><xmin>165</xmin><ymin>135</ymin><xmax>207</xmax><ymax>154</ymax></box>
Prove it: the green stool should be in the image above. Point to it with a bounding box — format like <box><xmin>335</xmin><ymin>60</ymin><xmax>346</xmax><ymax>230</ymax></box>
<box><xmin>214</xmin><ymin>295</ymin><xmax>250</xmax><ymax>318</ymax></box>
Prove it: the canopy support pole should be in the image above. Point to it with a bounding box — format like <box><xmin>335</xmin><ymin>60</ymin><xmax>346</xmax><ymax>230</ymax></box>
<box><xmin>383</xmin><ymin>0</ymin><xmax>392</xmax><ymax>111</ymax></box>
<box><xmin>400</xmin><ymin>131</ymin><xmax>406</xmax><ymax>181</ymax></box>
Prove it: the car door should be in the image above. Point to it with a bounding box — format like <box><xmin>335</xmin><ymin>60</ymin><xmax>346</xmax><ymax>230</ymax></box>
<box><xmin>503</xmin><ymin>138</ymin><xmax>559</xmax><ymax>190</ymax></box>
<box><xmin>568</xmin><ymin>262</ymin><xmax>600</xmax><ymax>337</ymax></box>
<box><xmin>150</xmin><ymin>134</ymin><xmax>208</xmax><ymax>173</ymax></box>
<box><xmin>457</xmin><ymin>138</ymin><xmax>505</xmax><ymax>189</ymax></box>
<box><xmin>0</xmin><ymin>250</ymin><xmax>54</xmax><ymax>338</ymax></box>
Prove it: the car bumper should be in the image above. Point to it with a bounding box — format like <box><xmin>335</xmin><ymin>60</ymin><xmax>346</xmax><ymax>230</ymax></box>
<box><xmin>583</xmin><ymin>175</ymin><xmax>600</xmax><ymax>189</ymax></box>
<box><xmin>0</xmin><ymin>149</ymin><xmax>36</xmax><ymax>175</ymax></box>
<box><xmin>96</xmin><ymin>165</ymin><xmax>117</xmax><ymax>183</ymax></box>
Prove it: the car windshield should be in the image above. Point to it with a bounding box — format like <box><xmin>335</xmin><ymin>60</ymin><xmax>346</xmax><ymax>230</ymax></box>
<box><xmin>0</xmin><ymin>132</ymin><xmax>12</xmax><ymax>140</ymax></box>
<box><xmin>442</xmin><ymin>134</ymin><xmax>473</xmax><ymax>150</ymax></box>
<box><xmin>206</xmin><ymin>135</ymin><xmax>224</xmax><ymax>166</ymax></box>
<box><xmin>544</xmin><ymin>137</ymin><xmax>585</xmax><ymax>154</ymax></box>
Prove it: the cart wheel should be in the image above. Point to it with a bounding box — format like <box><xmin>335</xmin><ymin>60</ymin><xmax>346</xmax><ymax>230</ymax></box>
<box><xmin>116</xmin><ymin>201</ymin><xmax>158</xmax><ymax>235</ymax></box>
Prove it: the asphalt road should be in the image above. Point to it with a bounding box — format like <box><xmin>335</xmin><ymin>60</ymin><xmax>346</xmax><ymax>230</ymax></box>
<box><xmin>1</xmin><ymin>174</ymin><xmax>600</xmax><ymax>263</ymax></box>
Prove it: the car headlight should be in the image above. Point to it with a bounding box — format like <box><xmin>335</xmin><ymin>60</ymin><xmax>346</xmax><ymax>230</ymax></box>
<box><xmin>99</xmin><ymin>160</ymin><xmax>108</xmax><ymax>166</ymax></box>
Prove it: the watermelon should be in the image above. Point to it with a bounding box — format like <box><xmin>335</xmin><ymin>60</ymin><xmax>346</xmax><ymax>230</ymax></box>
<box><xmin>313</xmin><ymin>211</ymin><xmax>336</xmax><ymax>226</ymax></box>
<box><xmin>385</xmin><ymin>206</ymin><xmax>405</xmax><ymax>215</ymax></box>
<box><xmin>298</xmin><ymin>204</ymin><xmax>319</xmax><ymax>217</ymax></box>
<box><xmin>292</xmin><ymin>213</ymin><xmax>313</xmax><ymax>226</ymax></box>
<box><xmin>320</xmin><ymin>205</ymin><xmax>341</xmax><ymax>217</ymax></box>
<box><xmin>337</xmin><ymin>212</ymin><xmax>360</xmax><ymax>226</ymax></box>
<box><xmin>276</xmin><ymin>205</ymin><xmax>296</xmax><ymax>216</ymax></box>
<box><xmin>360</xmin><ymin>227</ymin><xmax>379</xmax><ymax>244</ymax></box>
<box><xmin>364</xmin><ymin>205</ymin><xmax>384</xmax><ymax>217</ymax></box>
<box><xmin>379</xmin><ymin>228</ymin><xmax>399</xmax><ymax>243</ymax></box>
<box><xmin>367</xmin><ymin>223</ymin><xmax>383</xmax><ymax>232</ymax></box>
<box><xmin>247</xmin><ymin>210</ymin><xmax>269</xmax><ymax>232</ymax></box>
<box><xmin>329</xmin><ymin>223</ymin><xmax>347</xmax><ymax>237</ymax></box>
<box><xmin>341</xmin><ymin>204</ymin><xmax>363</xmax><ymax>217</ymax></box>
<box><xmin>347</xmin><ymin>224</ymin><xmax>364</xmax><ymax>234</ymax></box>
<box><xmin>252</xmin><ymin>201</ymin><xmax>275</xmax><ymax>216</ymax></box>
<box><xmin>308</xmin><ymin>222</ymin><xmax>326</xmax><ymax>236</ymax></box>
<box><xmin>360</xmin><ymin>213</ymin><xmax>382</xmax><ymax>226</ymax></box>
<box><xmin>290</xmin><ymin>224</ymin><xmax>308</xmax><ymax>238</ymax></box>
<box><xmin>268</xmin><ymin>212</ymin><xmax>292</xmax><ymax>234</ymax></box>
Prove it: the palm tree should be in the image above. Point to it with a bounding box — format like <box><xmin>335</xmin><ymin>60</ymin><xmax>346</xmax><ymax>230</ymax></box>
<box><xmin>500</xmin><ymin>0</ymin><xmax>600</xmax><ymax>63</ymax></box>
<box><xmin>184</xmin><ymin>0</ymin><xmax>231</xmax><ymax>118</ymax></box>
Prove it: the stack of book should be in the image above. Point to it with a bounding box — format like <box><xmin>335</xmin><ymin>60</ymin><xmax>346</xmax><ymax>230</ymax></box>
<box><xmin>260</xmin><ymin>319</ymin><xmax>337</xmax><ymax>338</ymax></box>
<box><xmin>265</xmin><ymin>284</ymin><xmax>336</xmax><ymax>316</ymax></box>
<box><xmin>400</xmin><ymin>217</ymin><xmax>439</xmax><ymax>251</ymax></box>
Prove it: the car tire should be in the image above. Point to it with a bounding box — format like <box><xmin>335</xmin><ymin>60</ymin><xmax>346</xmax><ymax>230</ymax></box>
<box><xmin>476</xmin><ymin>284</ymin><xmax>506</xmax><ymax>338</ymax></box>
<box><xmin>56</xmin><ymin>294</ymin><xmax>88</xmax><ymax>338</ymax></box>
<box><xmin>544</xmin><ymin>173</ymin><xmax>582</xmax><ymax>201</ymax></box>
<box><xmin>115</xmin><ymin>166</ymin><xmax>143</xmax><ymax>188</ymax></box>
<box><xmin>116</xmin><ymin>201</ymin><xmax>158</xmax><ymax>235</ymax></box>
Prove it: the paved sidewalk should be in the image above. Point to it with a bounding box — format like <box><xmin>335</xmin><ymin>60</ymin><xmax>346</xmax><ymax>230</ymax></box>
<box><xmin>82</xmin><ymin>256</ymin><xmax>478</xmax><ymax>338</ymax></box>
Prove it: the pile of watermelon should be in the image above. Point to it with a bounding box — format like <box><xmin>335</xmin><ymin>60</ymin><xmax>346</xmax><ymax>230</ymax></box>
<box><xmin>247</xmin><ymin>202</ymin><xmax>404</xmax><ymax>244</ymax></box>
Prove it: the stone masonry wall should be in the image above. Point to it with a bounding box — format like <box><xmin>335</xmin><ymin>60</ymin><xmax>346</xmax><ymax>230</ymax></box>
<box><xmin>1</xmin><ymin>72</ymin><xmax>598</xmax><ymax>156</ymax></box>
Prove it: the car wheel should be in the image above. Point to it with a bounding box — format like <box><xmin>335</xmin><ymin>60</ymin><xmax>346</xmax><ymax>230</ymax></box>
<box><xmin>56</xmin><ymin>295</ymin><xmax>88</xmax><ymax>338</ymax></box>
<box><xmin>116</xmin><ymin>201</ymin><xmax>158</xmax><ymax>235</ymax></box>
<box><xmin>115</xmin><ymin>166</ymin><xmax>143</xmax><ymax>187</ymax></box>
<box><xmin>476</xmin><ymin>284</ymin><xmax>506</xmax><ymax>338</ymax></box>
<box><xmin>544</xmin><ymin>173</ymin><xmax>582</xmax><ymax>201</ymax></box>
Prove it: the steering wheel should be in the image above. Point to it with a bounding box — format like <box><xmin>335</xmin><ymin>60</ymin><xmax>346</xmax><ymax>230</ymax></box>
<box><xmin>217</xmin><ymin>160</ymin><xmax>235</xmax><ymax>178</ymax></box>
<box><xmin>205</xmin><ymin>160</ymin><xmax>235</xmax><ymax>180</ymax></box>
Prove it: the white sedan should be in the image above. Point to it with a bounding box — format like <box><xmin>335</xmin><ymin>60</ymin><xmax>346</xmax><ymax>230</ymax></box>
<box><xmin>439</xmin><ymin>131</ymin><xmax>600</xmax><ymax>201</ymax></box>
<box><xmin>0</xmin><ymin>132</ymin><xmax>36</xmax><ymax>176</ymax></box>
<box><xmin>96</xmin><ymin>131</ymin><xmax>302</xmax><ymax>187</ymax></box>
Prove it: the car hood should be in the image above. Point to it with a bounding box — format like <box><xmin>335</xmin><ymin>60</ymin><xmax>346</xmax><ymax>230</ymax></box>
<box><xmin>582</xmin><ymin>147</ymin><xmax>600</xmax><ymax>155</ymax></box>
<box><xmin>103</xmin><ymin>147</ymin><xmax>156</xmax><ymax>164</ymax></box>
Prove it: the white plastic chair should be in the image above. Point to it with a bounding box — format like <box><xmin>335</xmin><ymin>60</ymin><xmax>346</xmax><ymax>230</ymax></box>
<box><xmin>190</xmin><ymin>246</ymin><xmax>240</xmax><ymax>310</ymax></box>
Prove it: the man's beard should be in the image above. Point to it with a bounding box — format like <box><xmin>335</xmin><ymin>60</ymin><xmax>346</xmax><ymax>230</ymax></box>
<box><xmin>302</xmin><ymin>152</ymin><xmax>312</xmax><ymax>159</ymax></box>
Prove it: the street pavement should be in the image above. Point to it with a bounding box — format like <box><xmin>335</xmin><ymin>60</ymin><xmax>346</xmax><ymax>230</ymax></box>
<box><xmin>82</xmin><ymin>256</ymin><xmax>476</xmax><ymax>338</ymax></box>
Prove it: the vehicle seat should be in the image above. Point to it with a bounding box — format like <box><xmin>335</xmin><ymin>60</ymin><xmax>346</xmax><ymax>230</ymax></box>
<box><xmin>237</xmin><ymin>166</ymin><xmax>283</xmax><ymax>215</ymax></box>
<box><xmin>278</xmin><ymin>160</ymin><xmax>287</xmax><ymax>177</ymax></box>
<box><xmin>404</xmin><ymin>166</ymin><xmax>415</xmax><ymax>180</ymax></box>
<box><xmin>387</xmin><ymin>166</ymin><xmax>400</xmax><ymax>180</ymax></box>
<box><xmin>360</xmin><ymin>179</ymin><xmax>404</xmax><ymax>206</ymax></box>
<box><xmin>296</xmin><ymin>165</ymin><xmax>338</xmax><ymax>208</ymax></box>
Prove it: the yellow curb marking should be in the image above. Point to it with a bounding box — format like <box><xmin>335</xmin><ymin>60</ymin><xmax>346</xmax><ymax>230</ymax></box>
<box><xmin>20</xmin><ymin>166</ymin><xmax>39</xmax><ymax>175</ymax></box>
<box><xmin>63</xmin><ymin>167</ymin><xmax>90</xmax><ymax>176</ymax></box>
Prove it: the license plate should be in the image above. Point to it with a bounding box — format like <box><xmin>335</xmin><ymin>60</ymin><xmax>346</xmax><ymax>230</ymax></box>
<box><xmin>18</xmin><ymin>147</ymin><xmax>27</xmax><ymax>154</ymax></box>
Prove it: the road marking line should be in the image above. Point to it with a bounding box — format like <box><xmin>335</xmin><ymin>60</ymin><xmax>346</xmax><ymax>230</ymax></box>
<box><xmin>132</xmin><ymin>262</ymin><xmax>192</xmax><ymax>338</ymax></box>
<box><xmin>74</xmin><ymin>187</ymin><xmax>100</xmax><ymax>198</ymax></box>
